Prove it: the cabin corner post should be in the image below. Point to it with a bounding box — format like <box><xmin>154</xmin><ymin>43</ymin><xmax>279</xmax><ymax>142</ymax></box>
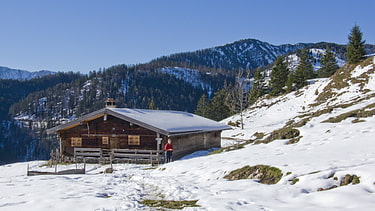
<box><xmin>155</xmin><ymin>133</ymin><xmax>163</xmax><ymax>164</ymax></box>
<box><xmin>57</xmin><ymin>132</ymin><xmax>63</xmax><ymax>159</ymax></box>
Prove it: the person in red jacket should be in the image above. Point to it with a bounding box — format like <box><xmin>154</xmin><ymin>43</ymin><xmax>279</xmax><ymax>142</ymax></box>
<box><xmin>164</xmin><ymin>138</ymin><xmax>173</xmax><ymax>163</ymax></box>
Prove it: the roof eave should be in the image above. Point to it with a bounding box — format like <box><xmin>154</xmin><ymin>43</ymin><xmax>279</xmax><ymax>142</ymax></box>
<box><xmin>168</xmin><ymin>127</ymin><xmax>232</xmax><ymax>137</ymax></box>
<box><xmin>46</xmin><ymin>108</ymin><xmax>107</xmax><ymax>134</ymax></box>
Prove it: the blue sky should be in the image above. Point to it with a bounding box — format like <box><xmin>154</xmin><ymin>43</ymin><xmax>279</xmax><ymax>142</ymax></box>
<box><xmin>0</xmin><ymin>0</ymin><xmax>374</xmax><ymax>73</ymax></box>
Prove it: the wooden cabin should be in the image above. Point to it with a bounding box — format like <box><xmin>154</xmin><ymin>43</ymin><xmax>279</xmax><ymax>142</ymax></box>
<box><xmin>46</xmin><ymin>104</ymin><xmax>231</xmax><ymax>163</ymax></box>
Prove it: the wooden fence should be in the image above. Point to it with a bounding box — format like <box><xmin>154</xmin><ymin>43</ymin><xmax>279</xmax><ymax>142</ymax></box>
<box><xmin>110</xmin><ymin>148</ymin><xmax>164</xmax><ymax>164</ymax></box>
<box><xmin>74</xmin><ymin>148</ymin><xmax>104</xmax><ymax>163</ymax></box>
<box><xmin>27</xmin><ymin>163</ymin><xmax>85</xmax><ymax>176</ymax></box>
<box><xmin>73</xmin><ymin>147</ymin><xmax>164</xmax><ymax>164</ymax></box>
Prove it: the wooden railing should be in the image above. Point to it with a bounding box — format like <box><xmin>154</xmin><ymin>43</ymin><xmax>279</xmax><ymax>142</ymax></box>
<box><xmin>73</xmin><ymin>147</ymin><xmax>164</xmax><ymax>164</ymax></box>
<box><xmin>74</xmin><ymin>148</ymin><xmax>103</xmax><ymax>161</ymax></box>
<box><xmin>110</xmin><ymin>148</ymin><xmax>164</xmax><ymax>164</ymax></box>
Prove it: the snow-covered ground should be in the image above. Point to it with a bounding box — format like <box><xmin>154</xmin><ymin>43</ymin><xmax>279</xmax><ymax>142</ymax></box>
<box><xmin>1</xmin><ymin>59</ymin><xmax>375</xmax><ymax>210</ymax></box>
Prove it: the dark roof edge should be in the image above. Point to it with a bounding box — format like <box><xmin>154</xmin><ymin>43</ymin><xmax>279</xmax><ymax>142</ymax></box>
<box><xmin>168</xmin><ymin>128</ymin><xmax>230</xmax><ymax>137</ymax></box>
<box><xmin>46</xmin><ymin>108</ymin><xmax>106</xmax><ymax>134</ymax></box>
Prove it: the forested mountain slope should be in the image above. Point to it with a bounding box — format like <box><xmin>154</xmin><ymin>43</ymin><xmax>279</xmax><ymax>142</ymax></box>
<box><xmin>0</xmin><ymin>72</ymin><xmax>82</xmax><ymax>120</ymax></box>
<box><xmin>9</xmin><ymin>65</ymin><xmax>231</xmax><ymax>123</ymax></box>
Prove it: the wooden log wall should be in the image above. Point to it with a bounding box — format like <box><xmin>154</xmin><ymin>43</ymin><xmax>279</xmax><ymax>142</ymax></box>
<box><xmin>60</xmin><ymin>115</ymin><xmax>159</xmax><ymax>156</ymax></box>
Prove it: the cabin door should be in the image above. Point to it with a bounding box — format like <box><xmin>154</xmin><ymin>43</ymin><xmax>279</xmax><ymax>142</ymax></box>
<box><xmin>110</xmin><ymin>137</ymin><xmax>119</xmax><ymax>149</ymax></box>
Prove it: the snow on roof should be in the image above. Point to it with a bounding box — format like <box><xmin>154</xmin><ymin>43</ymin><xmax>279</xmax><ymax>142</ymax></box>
<box><xmin>108</xmin><ymin>108</ymin><xmax>231</xmax><ymax>136</ymax></box>
<box><xmin>47</xmin><ymin>108</ymin><xmax>231</xmax><ymax>136</ymax></box>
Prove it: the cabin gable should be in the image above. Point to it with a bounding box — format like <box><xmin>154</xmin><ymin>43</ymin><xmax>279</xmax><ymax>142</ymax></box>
<box><xmin>59</xmin><ymin>114</ymin><xmax>159</xmax><ymax>156</ymax></box>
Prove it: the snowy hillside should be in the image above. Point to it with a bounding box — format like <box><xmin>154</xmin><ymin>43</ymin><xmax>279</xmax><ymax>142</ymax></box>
<box><xmin>159</xmin><ymin>67</ymin><xmax>214</xmax><ymax>97</ymax></box>
<box><xmin>286</xmin><ymin>48</ymin><xmax>346</xmax><ymax>71</ymax></box>
<box><xmin>1</xmin><ymin>58</ymin><xmax>375</xmax><ymax>210</ymax></box>
<box><xmin>225</xmin><ymin>57</ymin><xmax>375</xmax><ymax>140</ymax></box>
<box><xmin>0</xmin><ymin>66</ymin><xmax>54</xmax><ymax>80</ymax></box>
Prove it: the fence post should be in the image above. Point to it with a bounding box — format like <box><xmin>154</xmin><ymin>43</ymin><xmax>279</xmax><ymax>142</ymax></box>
<box><xmin>155</xmin><ymin>136</ymin><xmax>162</xmax><ymax>164</ymax></box>
<box><xmin>110</xmin><ymin>150</ymin><xmax>113</xmax><ymax>169</ymax></box>
<box><xmin>150</xmin><ymin>151</ymin><xmax>152</xmax><ymax>164</ymax></box>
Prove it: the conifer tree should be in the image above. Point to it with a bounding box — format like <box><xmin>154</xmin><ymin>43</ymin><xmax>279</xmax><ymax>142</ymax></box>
<box><xmin>347</xmin><ymin>25</ymin><xmax>366</xmax><ymax>64</ymax></box>
<box><xmin>285</xmin><ymin>71</ymin><xmax>295</xmax><ymax>93</ymax></box>
<box><xmin>205</xmin><ymin>89</ymin><xmax>231</xmax><ymax>121</ymax></box>
<box><xmin>249</xmin><ymin>68</ymin><xmax>265</xmax><ymax>104</ymax></box>
<box><xmin>318</xmin><ymin>47</ymin><xmax>339</xmax><ymax>78</ymax></box>
<box><xmin>294</xmin><ymin>48</ymin><xmax>314</xmax><ymax>89</ymax></box>
<box><xmin>195</xmin><ymin>94</ymin><xmax>209</xmax><ymax>117</ymax></box>
<box><xmin>148</xmin><ymin>99</ymin><xmax>157</xmax><ymax>110</ymax></box>
<box><xmin>294</xmin><ymin>67</ymin><xmax>305</xmax><ymax>89</ymax></box>
<box><xmin>270</xmin><ymin>56</ymin><xmax>289</xmax><ymax>96</ymax></box>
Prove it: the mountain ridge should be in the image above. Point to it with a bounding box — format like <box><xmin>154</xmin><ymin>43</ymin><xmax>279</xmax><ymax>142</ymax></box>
<box><xmin>0</xmin><ymin>66</ymin><xmax>55</xmax><ymax>81</ymax></box>
<box><xmin>151</xmin><ymin>38</ymin><xmax>375</xmax><ymax>72</ymax></box>
<box><xmin>151</xmin><ymin>38</ymin><xmax>313</xmax><ymax>71</ymax></box>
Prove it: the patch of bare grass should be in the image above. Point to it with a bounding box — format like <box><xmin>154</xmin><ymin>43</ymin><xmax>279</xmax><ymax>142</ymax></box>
<box><xmin>224</xmin><ymin>165</ymin><xmax>283</xmax><ymax>184</ymax></box>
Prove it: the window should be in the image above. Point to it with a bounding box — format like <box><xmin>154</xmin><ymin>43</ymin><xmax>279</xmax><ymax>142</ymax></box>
<box><xmin>71</xmin><ymin>137</ymin><xmax>82</xmax><ymax>147</ymax></box>
<box><xmin>102</xmin><ymin>137</ymin><xmax>109</xmax><ymax>145</ymax></box>
<box><xmin>128</xmin><ymin>135</ymin><xmax>140</xmax><ymax>145</ymax></box>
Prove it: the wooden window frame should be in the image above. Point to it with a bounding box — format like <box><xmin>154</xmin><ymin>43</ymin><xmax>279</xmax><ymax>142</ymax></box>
<box><xmin>128</xmin><ymin>135</ymin><xmax>140</xmax><ymax>145</ymax></box>
<box><xmin>102</xmin><ymin>136</ymin><xmax>109</xmax><ymax>145</ymax></box>
<box><xmin>71</xmin><ymin>137</ymin><xmax>82</xmax><ymax>147</ymax></box>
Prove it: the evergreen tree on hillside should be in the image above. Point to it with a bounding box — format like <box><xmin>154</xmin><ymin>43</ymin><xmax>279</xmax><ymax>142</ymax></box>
<box><xmin>318</xmin><ymin>47</ymin><xmax>339</xmax><ymax>78</ymax></box>
<box><xmin>294</xmin><ymin>48</ymin><xmax>314</xmax><ymax>89</ymax></box>
<box><xmin>195</xmin><ymin>94</ymin><xmax>210</xmax><ymax>117</ymax></box>
<box><xmin>205</xmin><ymin>89</ymin><xmax>231</xmax><ymax>121</ymax></box>
<box><xmin>294</xmin><ymin>67</ymin><xmax>305</xmax><ymax>89</ymax></box>
<box><xmin>249</xmin><ymin>68</ymin><xmax>265</xmax><ymax>104</ymax></box>
<box><xmin>148</xmin><ymin>99</ymin><xmax>157</xmax><ymax>110</ymax></box>
<box><xmin>269</xmin><ymin>56</ymin><xmax>289</xmax><ymax>96</ymax></box>
<box><xmin>285</xmin><ymin>71</ymin><xmax>295</xmax><ymax>93</ymax></box>
<box><xmin>347</xmin><ymin>25</ymin><xmax>366</xmax><ymax>64</ymax></box>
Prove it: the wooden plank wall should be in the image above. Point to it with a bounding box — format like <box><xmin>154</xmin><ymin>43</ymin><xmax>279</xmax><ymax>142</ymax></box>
<box><xmin>60</xmin><ymin>115</ymin><xmax>158</xmax><ymax>156</ymax></box>
<box><xmin>166</xmin><ymin>131</ymin><xmax>221</xmax><ymax>160</ymax></box>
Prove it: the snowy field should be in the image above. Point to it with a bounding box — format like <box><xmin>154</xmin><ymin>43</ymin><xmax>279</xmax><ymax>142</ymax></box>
<box><xmin>1</xmin><ymin>59</ymin><xmax>375</xmax><ymax>210</ymax></box>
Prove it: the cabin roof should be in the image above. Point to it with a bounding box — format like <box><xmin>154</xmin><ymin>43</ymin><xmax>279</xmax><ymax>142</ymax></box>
<box><xmin>47</xmin><ymin>108</ymin><xmax>232</xmax><ymax>136</ymax></box>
